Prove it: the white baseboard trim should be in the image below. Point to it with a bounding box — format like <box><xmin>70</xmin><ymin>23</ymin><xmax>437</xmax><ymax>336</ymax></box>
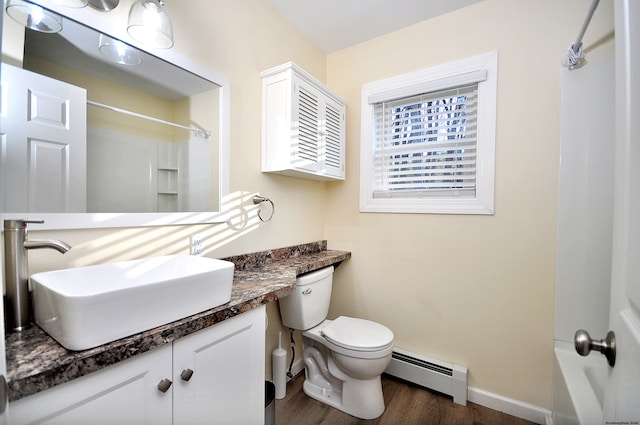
<box><xmin>468</xmin><ymin>386</ymin><xmax>552</xmax><ymax>425</ymax></box>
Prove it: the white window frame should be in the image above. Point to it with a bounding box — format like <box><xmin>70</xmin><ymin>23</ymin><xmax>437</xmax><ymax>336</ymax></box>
<box><xmin>359</xmin><ymin>51</ymin><xmax>497</xmax><ymax>214</ymax></box>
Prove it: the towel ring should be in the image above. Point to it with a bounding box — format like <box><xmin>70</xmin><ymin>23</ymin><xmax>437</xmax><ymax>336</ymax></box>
<box><xmin>252</xmin><ymin>195</ymin><xmax>275</xmax><ymax>222</ymax></box>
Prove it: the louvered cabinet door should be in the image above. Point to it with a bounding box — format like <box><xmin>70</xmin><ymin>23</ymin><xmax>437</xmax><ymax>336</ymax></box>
<box><xmin>322</xmin><ymin>97</ymin><xmax>346</xmax><ymax>179</ymax></box>
<box><xmin>293</xmin><ymin>75</ymin><xmax>346</xmax><ymax>179</ymax></box>
<box><xmin>292</xmin><ymin>77</ymin><xmax>322</xmax><ymax>174</ymax></box>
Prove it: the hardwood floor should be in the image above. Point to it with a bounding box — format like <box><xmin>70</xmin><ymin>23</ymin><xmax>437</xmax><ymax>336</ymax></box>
<box><xmin>275</xmin><ymin>374</ymin><xmax>537</xmax><ymax>425</ymax></box>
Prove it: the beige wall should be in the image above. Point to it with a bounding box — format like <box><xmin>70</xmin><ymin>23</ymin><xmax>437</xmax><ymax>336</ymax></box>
<box><xmin>2</xmin><ymin>0</ymin><xmax>615</xmax><ymax>411</ymax></box>
<box><xmin>325</xmin><ymin>0</ymin><xmax>614</xmax><ymax>409</ymax></box>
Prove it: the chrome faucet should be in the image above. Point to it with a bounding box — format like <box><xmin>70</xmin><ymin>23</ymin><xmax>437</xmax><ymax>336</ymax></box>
<box><xmin>3</xmin><ymin>219</ymin><xmax>71</xmax><ymax>332</ymax></box>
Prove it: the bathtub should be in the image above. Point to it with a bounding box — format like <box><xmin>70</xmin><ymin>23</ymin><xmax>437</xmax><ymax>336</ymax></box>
<box><xmin>552</xmin><ymin>342</ymin><xmax>607</xmax><ymax>425</ymax></box>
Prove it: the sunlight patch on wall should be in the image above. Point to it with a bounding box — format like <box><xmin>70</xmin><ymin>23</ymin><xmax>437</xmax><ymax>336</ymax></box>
<box><xmin>60</xmin><ymin>191</ymin><xmax>267</xmax><ymax>267</ymax></box>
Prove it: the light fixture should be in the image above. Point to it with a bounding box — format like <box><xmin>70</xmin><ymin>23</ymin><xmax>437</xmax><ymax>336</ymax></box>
<box><xmin>127</xmin><ymin>0</ymin><xmax>173</xmax><ymax>49</ymax></box>
<box><xmin>51</xmin><ymin>0</ymin><xmax>89</xmax><ymax>7</ymax></box>
<box><xmin>87</xmin><ymin>0</ymin><xmax>119</xmax><ymax>11</ymax></box>
<box><xmin>99</xmin><ymin>34</ymin><xmax>143</xmax><ymax>65</ymax></box>
<box><xmin>5</xmin><ymin>0</ymin><xmax>63</xmax><ymax>33</ymax></box>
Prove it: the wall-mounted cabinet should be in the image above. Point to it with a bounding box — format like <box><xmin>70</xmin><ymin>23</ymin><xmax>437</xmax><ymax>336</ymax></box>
<box><xmin>261</xmin><ymin>62</ymin><xmax>346</xmax><ymax>181</ymax></box>
<box><xmin>10</xmin><ymin>307</ymin><xmax>265</xmax><ymax>425</ymax></box>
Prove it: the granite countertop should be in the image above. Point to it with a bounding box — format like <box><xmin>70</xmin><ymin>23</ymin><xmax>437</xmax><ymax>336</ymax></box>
<box><xmin>5</xmin><ymin>241</ymin><xmax>350</xmax><ymax>402</ymax></box>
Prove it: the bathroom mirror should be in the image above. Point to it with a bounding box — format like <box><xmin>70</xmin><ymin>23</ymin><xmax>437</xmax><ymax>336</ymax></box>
<box><xmin>0</xmin><ymin>0</ymin><xmax>230</xmax><ymax>229</ymax></box>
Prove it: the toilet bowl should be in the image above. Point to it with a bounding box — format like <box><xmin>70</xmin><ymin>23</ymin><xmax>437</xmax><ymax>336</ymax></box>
<box><xmin>313</xmin><ymin>316</ymin><xmax>393</xmax><ymax>376</ymax></box>
<box><xmin>278</xmin><ymin>266</ymin><xmax>394</xmax><ymax>419</ymax></box>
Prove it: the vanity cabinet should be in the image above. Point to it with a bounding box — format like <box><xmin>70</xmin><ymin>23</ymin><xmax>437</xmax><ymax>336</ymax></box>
<box><xmin>10</xmin><ymin>306</ymin><xmax>265</xmax><ymax>425</ymax></box>
<box><xmin>261</xmin><ymin>62</ymin><xmax>346</xmax><ymax>181</ymax></box>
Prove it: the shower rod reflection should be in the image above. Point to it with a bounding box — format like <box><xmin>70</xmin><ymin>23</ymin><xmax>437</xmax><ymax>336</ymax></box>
<box><xmin>87</xmin><ymin>100</ymin><xmax>212</xmax><ymax>139</ymax></box>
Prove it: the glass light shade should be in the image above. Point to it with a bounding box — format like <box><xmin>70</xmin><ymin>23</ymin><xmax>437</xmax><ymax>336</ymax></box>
<box><xmin>99</xmin><ymin>34</ymin><xmax>143</xmax><ymax>65</ymax></box>
<box><xmin>127</xmin><ymin>0</ymin><xmax>173</xmax><ymax>49</ymax></box>
<box><xmin>51</xmin><ymin>0</ymin><xmax>89</xmax><ymax>8</ymax></box>
<box><xmin>5</xmin><ymin>0</ymin><xmax>63</xmax><ymax>33</ymax></box>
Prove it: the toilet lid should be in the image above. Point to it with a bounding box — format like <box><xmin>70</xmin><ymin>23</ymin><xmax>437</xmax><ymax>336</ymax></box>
<box><xmin>321</xmin><ymin>316</ymin><xmax>393</xmax><ymax>352</ymax></box>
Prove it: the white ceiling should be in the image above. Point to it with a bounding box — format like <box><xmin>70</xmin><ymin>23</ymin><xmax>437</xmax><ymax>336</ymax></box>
<box><xmin>267</xmin><ymin>0</ymin><xmax>483</xmax><ymax>53</ymax></box>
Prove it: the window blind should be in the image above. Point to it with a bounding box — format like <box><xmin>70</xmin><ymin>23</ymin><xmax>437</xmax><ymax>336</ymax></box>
<box><xmin>372</xmin><ymin>83</ymin><xmax>479</xmax><ymax>199</ymax></box>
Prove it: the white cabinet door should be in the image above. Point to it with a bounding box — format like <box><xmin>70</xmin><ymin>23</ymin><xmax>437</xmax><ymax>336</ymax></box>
<box><xmin>292</xmin><ymin>75</ymin><xmax>345</xmax><ymax>179</ymax></box>
<box><xmin>292</xmin><ymin>77</ymin><xmax>321</xmax><ymax>174</ymax></box>
<box><xmin>0</xmin><ymin>63</ymin><xmax>87</xmax><ymax>213</ymax></box>
<box><xmin>322</xmin><ymin>95</ymin><xmax>346</xmax><ymax>180</ymax></box>
<box><xmin>173</xmin><ymin>306</ymin><xmax>265</xmax><ymax>425</ymax></box>
<box><xmin>291</xmin><ymin>79</ymin><xmax>320</xmax><ymax>173</ymax></box>
<box><xmin>9</xmin><ymin>345</ymin><xmax>172</xmax><ymax>425</ymax></box>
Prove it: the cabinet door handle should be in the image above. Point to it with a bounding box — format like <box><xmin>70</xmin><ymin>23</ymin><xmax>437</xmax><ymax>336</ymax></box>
<box><xmin>157</xmin><ymin>378</ymin><xmax>173</xmax><ymax>393</ymax></box>
<box><xmin>180</xmin><ymin>369</ymin><xmax>194</xmax><ymax>382</ymax></box>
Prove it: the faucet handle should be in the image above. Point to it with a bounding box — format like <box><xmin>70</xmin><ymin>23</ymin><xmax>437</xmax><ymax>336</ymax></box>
<box><xmin>3</xmin><ymin>219</ymin><xmax>44</xmax><ymax>230</ymax></box>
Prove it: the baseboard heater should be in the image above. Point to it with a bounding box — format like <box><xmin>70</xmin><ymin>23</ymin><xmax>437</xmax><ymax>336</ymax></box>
<box><xmin>384</xmin><ymin>347</ymin><xmax>468</xmax><ymax>406</ymax></box>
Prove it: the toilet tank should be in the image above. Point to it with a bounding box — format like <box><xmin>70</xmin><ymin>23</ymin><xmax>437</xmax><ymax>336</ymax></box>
<box><xmin>279</xmin><ymin>266</ymin><xmax>334</xmax><ymax>330</ymax></box>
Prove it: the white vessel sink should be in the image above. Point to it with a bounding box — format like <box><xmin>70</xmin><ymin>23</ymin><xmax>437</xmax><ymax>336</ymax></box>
<box><xmin>32</xmin><ymin>255</ymin><xmax>235</xmax><ymax>351</ymax></box>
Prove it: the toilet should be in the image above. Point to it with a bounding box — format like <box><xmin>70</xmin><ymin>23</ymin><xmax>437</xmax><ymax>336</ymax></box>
<box><xmin>278</xmin><ymin>266</ymin><xmax>394</xmax><ymax>420</ymax></box>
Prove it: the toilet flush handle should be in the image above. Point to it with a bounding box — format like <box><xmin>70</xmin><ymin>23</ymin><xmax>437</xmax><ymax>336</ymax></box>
<box><xmin>302</xmin><ymin>288</ymin><xmax>312</xmax><ymax>295</ymax></box>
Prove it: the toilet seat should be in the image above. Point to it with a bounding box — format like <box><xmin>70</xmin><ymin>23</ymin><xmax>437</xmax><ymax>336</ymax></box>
<box><xmin>321</xmin><ymin>316</ymin><xmax>393</xmax><ymax>352</ymax></box>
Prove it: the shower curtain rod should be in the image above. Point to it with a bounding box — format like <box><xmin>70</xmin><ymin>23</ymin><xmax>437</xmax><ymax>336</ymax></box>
<box><xmin>87</xmin><ymin>100</ymin><xmax>212</xmax><ymax>140</ymax></box>
<box><xmin>572</xmin><ymin>0</ymin><xmax>600</xmax><ymax>53</ymax></box>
